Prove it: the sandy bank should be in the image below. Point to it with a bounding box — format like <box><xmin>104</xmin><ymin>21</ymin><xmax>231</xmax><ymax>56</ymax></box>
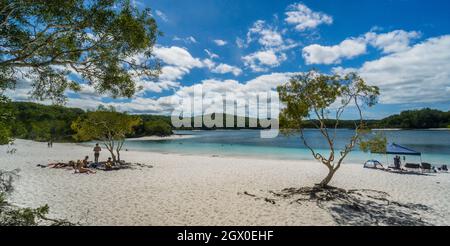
<box><xmin>1</xmin><ymin>139</ymin><xmax>449</xmax><ymax>225</ymax></box>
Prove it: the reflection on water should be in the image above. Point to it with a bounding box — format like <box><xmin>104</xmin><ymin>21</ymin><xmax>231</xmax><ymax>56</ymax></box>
<box><xmin>122</xmin><ymin>129</ymin><xmax>450</xmax><ymax>165</ymax></box>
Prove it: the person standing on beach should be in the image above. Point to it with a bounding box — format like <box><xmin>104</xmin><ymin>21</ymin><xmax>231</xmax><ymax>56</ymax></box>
<box><xmin>394</xmin><ymin>155</ymin><xmax>401</xmax><ymax>169</ymax></box>
<box><xmin>93</xmin><ymin>144</ymin><xmax>101</xmax><ymax>164</ymax></box>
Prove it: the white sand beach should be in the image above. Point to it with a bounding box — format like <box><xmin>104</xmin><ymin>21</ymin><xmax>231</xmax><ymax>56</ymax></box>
<box><xmin>1</xmin><ymin>139</ymin><xmax>450</xmax><ymax>226</ymax></box>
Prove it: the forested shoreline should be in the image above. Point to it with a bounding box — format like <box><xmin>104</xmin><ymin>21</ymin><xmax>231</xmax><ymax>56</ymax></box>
<box><xmin>5</xmin><ymin>101</ymin><xmax>450</xmax><ymax>143</ymax></box>
<box><xmin>8</xmin><ymin>102</ymin><xmax>173</xmax><ymax>142</ymax></box>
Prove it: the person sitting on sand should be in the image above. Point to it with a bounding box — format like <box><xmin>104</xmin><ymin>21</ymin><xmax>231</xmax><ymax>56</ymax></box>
<box><xmin>82</xmin><ymin>156</ymin><xmax>90</xmax><ymax>168</ymax></box>
<box><xmin>105</xmin><ymin>157</ymin><xmax>114</xmax><ymax>170</ymax></box>
<box><xmin>75</xmin><ymin>160</ymin><xmax>96</xmax><ymax>174</ymax></box>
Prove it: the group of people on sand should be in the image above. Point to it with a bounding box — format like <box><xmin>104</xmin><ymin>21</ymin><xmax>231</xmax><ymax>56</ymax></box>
<box><xmin>42</xmin><ymin>143</ymin><xmax>115</xmax><ymax>174</ymax></box>
<box><xmin>91</xmin><ymin>143</ymin><xmax>115</xmax><ymax>169</ymax></box>
<box><xmin>74</xmin><ymin>144</ymin><xmax>115</xmax><ymax>173</ymax></box>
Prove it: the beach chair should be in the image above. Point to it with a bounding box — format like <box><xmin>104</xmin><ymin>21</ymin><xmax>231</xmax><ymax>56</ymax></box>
<box><xmin>404</xmin><ymin>163</ymin><xmax>421</xmax><ymax>172</ymax></box>
<box><xmin>420</xmin><ymin>163</ymin><xmax>432</xmax><ymax>173</ymax></box>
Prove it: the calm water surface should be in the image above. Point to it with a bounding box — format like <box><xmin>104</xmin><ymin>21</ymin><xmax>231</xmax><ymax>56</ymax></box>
<box><xmin>122</xmin><ymin>129</ymin><xmax>450</xmax><ymax>165</ymax></box>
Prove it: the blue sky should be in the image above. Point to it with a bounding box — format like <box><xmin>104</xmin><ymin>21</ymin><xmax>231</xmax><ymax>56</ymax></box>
<box><xmin>12</xmin><ymin>0</ymin><xmax>450</xmax><ymax>119</ymax></box>
<box><xmin>143</xmin><ymin>0</ymin><xmax>450</xmax><ymax>118</ymax></box>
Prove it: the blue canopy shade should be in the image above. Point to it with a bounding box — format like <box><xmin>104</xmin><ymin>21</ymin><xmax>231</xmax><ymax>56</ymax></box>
<box><xmin>384</xmin><ymin>143</ymin><xmax>422</xmax><ymax>156</ymax></box>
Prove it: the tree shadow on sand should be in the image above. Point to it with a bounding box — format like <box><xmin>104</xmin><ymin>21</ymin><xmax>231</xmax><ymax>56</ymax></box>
<box><xmin>241</xmin><ymin>186</ymin><xmax>432</xmax><ymax>226</ymax></box>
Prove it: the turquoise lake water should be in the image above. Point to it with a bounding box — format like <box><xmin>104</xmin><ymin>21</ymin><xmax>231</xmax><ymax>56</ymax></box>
<box><xmin>122</xmin><ymin>129</ymin><xmax>450</xmax><ymax>165</ymax></box>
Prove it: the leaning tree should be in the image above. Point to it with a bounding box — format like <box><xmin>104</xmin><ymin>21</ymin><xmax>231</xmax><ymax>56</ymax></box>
<box><xmin>277</xmin><ymin>71</ymin><xmax>380</xmax><ymax>188</ymax></box>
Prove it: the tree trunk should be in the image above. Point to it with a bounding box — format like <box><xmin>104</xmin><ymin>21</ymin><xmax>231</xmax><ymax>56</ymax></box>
<box><xmin>319</xmin><ymin>168</ymin><xmax>336</xmax><ymax>188</ymax></box>
<box><xmin>107</xmin><ymin>148</ymin><xmax>117</xmax><ymax>162</ymax></box>
<box><xmin>116</xmin><ymin>149</ymin><xmax>120</xmax><ymax>163</ymax></box>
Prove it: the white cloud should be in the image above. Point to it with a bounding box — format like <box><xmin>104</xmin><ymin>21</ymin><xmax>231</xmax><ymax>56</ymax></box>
<box><xmin>187</xmin><ymin>36</ymin><xmax>197</xmax><ymax>43</ymax></box>
<box><xmin>241</xmin><ymin>20</ymin><xmax>298</xmax><ymax>72</ymax></box>
<box><xmin>8</xmin><ymin>34</ymin><xmax>450</xmax><ymax>115</ymax></box>
<box><xmin>173</xmin><ymin>36</ymin><xmax>197</xmax><ymax>44</ymax></box>
<box><xmin>247</xmin><ymin>20</ymin><xmax>283</xmax><ymax>47</ymax></box>
<box><xmin>166</xmin><ymin>72</ymin><xmax>294</xmax><ymax>116</ymax></box>
<box><xmin>153</xmin><ymin>46</ymin><xmax>203</xmax><ymax>69</ymax></box>
<box><xmin>336</xmin><ymin>35</ymin><xmax>450</xmax><ymax>104</ymax></box>
<box><xmin>135</xmin><ymin>46</ymin><xmax>205</xmax><ymax>94</ymax></box>
<box><xmin>204</xmin><ymin>49</ymin><xmax>219</xmax><ymax>59</ymax></box>
<box><xmin>213</xmin><ymin>39</ymin><xmax>228</xmax><ymax>46</ymax></box>
<box><xmin>202</xmin><ymin>58</ymin><xmax>216</xmax><ymax>69</ymax></box>
<box><xmin>285</xmin><ymin>3</ymin><xmax>333</xmax><ymax>31</ymax></box>
<box><xmin>302</xmin><ymin>30</ymin><xmax>421</xmax><ymax>65</ymax></box>
<box><xmin>211</xmin><ymin>63</ymin><xmax>243</xmax><ymax>76</ymax></box>
<box><xmin>302</xmin><ymin>38</ymin><xmax>367</xmax><ymax>65</ymax></box>
<box><xmin>159</xmin><ymin>66</ymin><xmax>190</xmax><ymax>81</ymax></box>
<box><xmin>6</xmin><ymin>46</ymin><xmax>206</xmax><ymax>101</ymax></box>
<box><xmin>331</xmin><ymin>66</ymin><xmax>358</xmax><ymax>76</ymax></box>
<box><xmin>236</xmin><ymin>38</ymin><xmax>245</xmax><ymax>48</ymax></box>
<box><xmin>136</xmin><ymin>80</ymin><xmax>181</xmax><ymax>94</ymax></box>
<box><xmin>365</xmin><ymin>30</ymin><xmax>421</xmax><ymax>54</ymax></box>
<box><xmin>155</xmin><ymin>10</ymin><xmax>168</xmax><ymax>22</ymax></box>
<box><xmin>52</xmin><ymin>72</ymin><xmax>294</xmax><ymax>115</ymax></box>
<box><xmin>243</xmin><ymin>72</ymin><xmax>294</xmax><ymax>92</ymax></box>
<box><xmin>242</xmin><ymin>50</ymin><xmax>287</xmax><ymax>72</ymax></box>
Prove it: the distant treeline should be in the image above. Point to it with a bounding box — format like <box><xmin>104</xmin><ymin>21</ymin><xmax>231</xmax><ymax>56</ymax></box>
<box><xmin>6</xmin><ymin>102</ymin><xmax>450</xmax><ymax>142</ymax></box>
<box><xmin>175</xmin><ymin>115</ymin><xmax>377</xmax><ymax>130</ymax></box>
<box><xmin>8</xmin><ymin>102</ymin><xmax>173</xmax><ymax>142</ymax></box>
<box><xmin>176</xmin><ymin>109</ymin><xmax>450</xmax><ymax>130</ymax></box>
<box><xmin>376</xmin><ymin>108</ymin><xmax>450</xmax><ymax>129</ymax></box>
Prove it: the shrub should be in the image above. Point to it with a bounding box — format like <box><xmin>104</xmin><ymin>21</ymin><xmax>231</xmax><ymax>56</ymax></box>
<box><xmin>144</xmin><ymin>120</ymin><xmax>173</xmax><ymax>137</ymax></box>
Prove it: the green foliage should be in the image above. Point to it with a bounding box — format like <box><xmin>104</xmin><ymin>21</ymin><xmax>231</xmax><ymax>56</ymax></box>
<box><xmin>0</xmin><ymin>96</ymin><xmax>14</xmax><ymax>145</ymax></box>
<box><xmin>378</xmin><ymin>108</ymin><xmax>450</xmax><ymax>129</ymax></box>
<box><xmin>133</xmin><ymin>114</ymin><xmax>172</xmax><ymax>136</ymax></box>
<box><xmin>359</xmin><ymin>132</ymin><xmax>387</xmax><ymax>154</ymax></box>
<box><xmin>0</xmin><ymin>169</ymin><xmax>72</xmax><ymax>226</ymax></box>
<box><xmin>144</xmin><ymin>120</ymin><xmax>173</xmax><ymax>137</ymax></box>
<box><xmin>277</xmin><ymin>71</ymin><xmax>380</xmax><ymax>187</ymax></box>
<box><xmin>278</xmin><ymin>71</ymin><xmax>379</xmax><ymax>131</ymax></box>
<box><xmin>1</xmin><ymin>202</ymin><xmax>49</xmax><ymax>226</ymax></box>
<box><xmin>71</xmin><ymin>109</ymin><xmax>141</xmax><ymax>142</ymax></box>
<box><xmin>0</xmin><ymin>0</ymin><xmax>161</xmax><ymax>103</ymax></box>
<box><xmin>8</xmin><ymin>102</ymin><xmax>84</xmax><ymax>142</ymax></box>
<box><xmin>0</xmin><ymin>122</ymin><xmax>12</xmax><ymax>145</ymax></box>
<box><xmin>71</xmin><ymin>108</ymin><xmax>141</xmax><ymax>161</ymax></box>
<box><xmin>4</xmin><ymin>101</ymin><xmax>449</xmax><ymax>146</ymax></box>
<box><xmin>4</xmin><ymin>101</ymin><xmax>176</xmax><ymax>142</ymax></box>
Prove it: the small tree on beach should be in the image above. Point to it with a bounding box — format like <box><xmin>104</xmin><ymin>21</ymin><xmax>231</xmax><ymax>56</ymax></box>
<box><xmin>71</xmin><ymin>108</ymin><xmax>141</xmax><ymax>163</ymax></box>
<box><xmin>277</xmin><ymin>71</ymin><xmax>379</xmax><ymax>188</ymax></box>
